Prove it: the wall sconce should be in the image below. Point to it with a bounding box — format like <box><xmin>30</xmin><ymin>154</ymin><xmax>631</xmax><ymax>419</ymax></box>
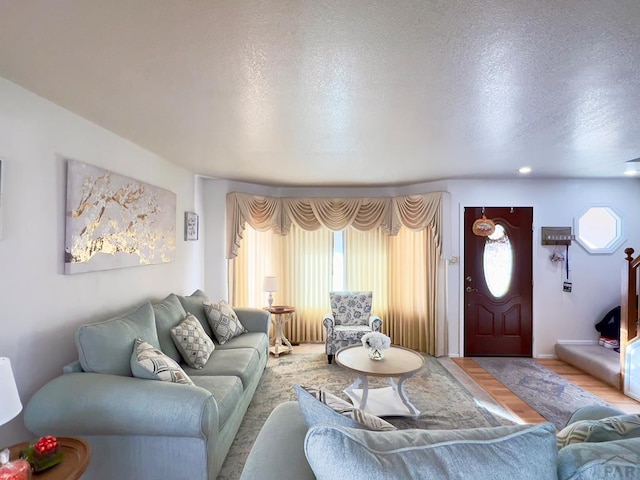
<box><xmin>263</xmin><ymin>276</ymin><xmax>279</xmax><ymax>308</ymax></box>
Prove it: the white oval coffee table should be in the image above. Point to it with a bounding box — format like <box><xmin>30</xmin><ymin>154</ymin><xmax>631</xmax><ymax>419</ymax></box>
<box><xmin>335</xmin><ymin>344</ymin><xmax>425</xmax><ymax>417</ymax></box>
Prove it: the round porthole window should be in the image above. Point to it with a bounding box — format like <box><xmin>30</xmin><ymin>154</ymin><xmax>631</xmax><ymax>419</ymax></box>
<box><xmin>574</xmin><ymin>206</ymin><xmax>625</xmax><ymax>254</ymax></box>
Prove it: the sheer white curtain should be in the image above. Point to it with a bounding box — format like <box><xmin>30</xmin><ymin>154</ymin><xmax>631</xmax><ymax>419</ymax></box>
<box><xmin>387</xmin><ymin>227</ymin><xmax>439</xmax><ymax>355</ymax></box>
<box><xmin>344</xmin><ymin>226</ymin><xmax>440</xmax><ymax>355</ymax></box>
<box><xmin>229</xmin><ymin>227</ymin><xmax>284</xmax><ymax>308</ymax></box>
<box><xmin>230</xmin><ymin>224</ymin><xmax>441</xmax><ymax>354</ymax></box>
<box><xmin>229</xmin><ymin>224</ymin><xmax>332</xmax><ymax>343</ymax></box>
<box><xmin>343</xmin><ymin>228</ymin><xmax>390</xmax><ymax>320</ymax></box>
<box><xmin>281</xmin><ymin>226</ymin><xmax>333</xmax><ymax>342</ymax></box>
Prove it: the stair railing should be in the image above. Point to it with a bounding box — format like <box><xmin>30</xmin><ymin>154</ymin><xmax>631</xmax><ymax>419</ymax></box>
<box><xmin>622</xmin><ymin>248</ymin><xmax>639</xmax><ymax>394</ymax></box>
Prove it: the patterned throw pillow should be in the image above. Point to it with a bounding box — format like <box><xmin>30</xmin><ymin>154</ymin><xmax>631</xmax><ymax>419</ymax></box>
<box><xmin>556</xmin><ymin>414</ymin><xmax>640</xmax><ymax>448</ymax></box>
<box><xmin>203</xmin><ymin>301</ymin><xmax>247</xmax><ymax>344</ymax></box>
<box><xmin>170</xmin><ymin>314</ymin><xmax>215</xmax><ymax>369</ymax></box>
<box><xmin>130</xmin><ymin>338</ymin><xmax>194</xmax><ymax>385</ymax></box>
<box><xmin>294</xmin><ymin>384</ymin><xmax>396</xmax><ymax>431</ymax></box>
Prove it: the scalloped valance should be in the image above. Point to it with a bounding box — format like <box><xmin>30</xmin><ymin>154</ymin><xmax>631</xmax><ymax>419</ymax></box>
<box><xmin>226</xmin><ymin>192</ymin><xmax>444</xmax><ymax>259</ymax></box>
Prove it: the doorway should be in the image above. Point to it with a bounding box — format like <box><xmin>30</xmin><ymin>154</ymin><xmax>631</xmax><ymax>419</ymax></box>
<box><xmin>464</xmin><ymin>207</ymin><xmax>533</xmax><ymax>356</ymax></box>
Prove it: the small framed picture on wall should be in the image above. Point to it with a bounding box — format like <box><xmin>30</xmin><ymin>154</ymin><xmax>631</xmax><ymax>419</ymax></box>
<box><xmin>184</xmin><ymin>211</ymin><xmax>199</xmax><ymax>241</ymax></box>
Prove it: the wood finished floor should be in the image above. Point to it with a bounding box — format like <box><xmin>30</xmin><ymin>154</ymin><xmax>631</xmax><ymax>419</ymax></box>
<box><xmin>453</xmin><ymin>357</ymin><xmax>640</xmax><ymax>425</ymax></box>
<box><xmin>292</xmin><ymin>344</ymin><xmax>640</xmax><ymax>423</ymax></box>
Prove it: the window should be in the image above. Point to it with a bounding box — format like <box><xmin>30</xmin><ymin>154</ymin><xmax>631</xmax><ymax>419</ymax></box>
<box><xmin>483</xmin><ymin>224</ymin><xmax>513</xmax><ymax>298</ymax></box>
<box><xmin>231</xmin><ymin>224</ymin><xmax>439</xmax><ymax>353</ymax></box>
<box><xmin>575</xmin><ymin>206</ymin><xmax>625</xmax><ymax>254</ymax></box>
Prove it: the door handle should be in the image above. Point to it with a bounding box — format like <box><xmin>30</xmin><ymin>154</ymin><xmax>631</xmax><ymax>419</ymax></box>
<box><xmin>465</xmin><ymin>286</ymin><xmax>477</xmax><ymax>293</ymax></box>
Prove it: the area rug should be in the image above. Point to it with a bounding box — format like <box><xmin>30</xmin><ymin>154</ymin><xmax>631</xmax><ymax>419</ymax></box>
<box><xmin>474</xmin><ymin>358</ymin><xmax>612</xmax><ymax>429</ymax></box>
<box><xmin>217</xmin><ymin>352</ymin><xmax>514</xmax><ymax>480</ymax></box>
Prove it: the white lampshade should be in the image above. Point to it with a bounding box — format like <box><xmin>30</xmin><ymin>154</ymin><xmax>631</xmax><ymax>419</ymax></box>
<box><xmin>0</xmin><ymin>357</ymin><xmax>22</xmax><ymax>426</ymax></box>
<box><xmin>263</xmin><ymin>276</ymin><xmax>279</xmax><ymax>293</ymax></box>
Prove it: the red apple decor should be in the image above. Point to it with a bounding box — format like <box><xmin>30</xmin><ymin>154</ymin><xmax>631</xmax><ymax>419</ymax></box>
<box><xmin>34</xmin><ymin>437</ymin><xmax>58</xmax><ymax>456</ymax></box>
<box><xmin>20</xmin><ymin>436</ymin><xmax>63</xmax><ymax>472</ymax></box>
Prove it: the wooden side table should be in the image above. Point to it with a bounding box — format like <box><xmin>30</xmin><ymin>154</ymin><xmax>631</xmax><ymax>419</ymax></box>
<box><xmin>8</xmin><ymin>437</ymin><xmax>90</xmax><ymax>480</ymax></box>
<box><xmin>264</xmin><ymin>306</ymin><xmax>295</xmax><ymax>357</ymax></box>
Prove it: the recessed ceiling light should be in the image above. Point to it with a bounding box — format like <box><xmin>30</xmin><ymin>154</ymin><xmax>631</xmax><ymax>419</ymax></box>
<box><xmin>518</xmin><ymin>166</ymin><xmax>532</xmax><ymax>174</ymax></box>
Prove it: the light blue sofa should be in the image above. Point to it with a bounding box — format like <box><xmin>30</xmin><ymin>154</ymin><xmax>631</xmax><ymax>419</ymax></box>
<box><xmin>24</xmin><ymin>290</ymin><xmax>270</xmax><ymax>480</ymax></box>
<box><xmin>241</xmin><ymin>402</ymin><xmax>640</xmax><ymax>480</ymax></box>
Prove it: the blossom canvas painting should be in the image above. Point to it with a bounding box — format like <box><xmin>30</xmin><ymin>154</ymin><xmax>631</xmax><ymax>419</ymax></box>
<box><xmin>64</xmin><ymin>160</ymin><xmax>176</xmax><ymax>274</ymax></box>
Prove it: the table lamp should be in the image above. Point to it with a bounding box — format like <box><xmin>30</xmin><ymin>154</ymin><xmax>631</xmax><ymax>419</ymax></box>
<box><xmin>0</xmin><ymin>357</ymin><xmax>26</xmax><ymax>478</ymax></box>
<box><xmin>263</xmin><ymin>276</ymin><xmax>278</xmax><ymax>308</ymax></box>
<box><xmin>0</xmin><ymin>358</ymin><xmax>21</xmax><ymax>428</ymax></box>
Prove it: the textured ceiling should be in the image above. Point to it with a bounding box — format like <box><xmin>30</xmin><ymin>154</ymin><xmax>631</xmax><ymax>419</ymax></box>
<box><xmin>0</xmin><ymin>1</ymin><xmax>639</xmax><ymax>186</ymax></box>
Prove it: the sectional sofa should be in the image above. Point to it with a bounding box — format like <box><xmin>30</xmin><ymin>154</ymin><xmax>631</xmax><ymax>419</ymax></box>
<box><xmin>241</xmin><ymin>400</ymin><xmax>640</xmax><ymax>480</ymax></box>
<box><xmin>23</xmin><ymin>290</ymin><xmax>270</xmax><ymax>480</ymax></box>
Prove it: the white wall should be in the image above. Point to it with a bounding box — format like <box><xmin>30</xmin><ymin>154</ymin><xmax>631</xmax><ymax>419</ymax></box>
<box><xmin>202</xmin><ymin>177</ymin><xmax>640</xmax><ymax>360</ymax></box>
<box><xmin>441</xmin><ymin>178</ymin><xmax>640</xmax><ymax>358</ymax></box>
<box><xmin>0</xmin><ymin>78</ymin><xmax>203</xmax><ymax>446</ymax></box>
<box><xmin>202</xmin><ymin>179</ymin><xmax>280</xmax><ymax>300</ymax></box>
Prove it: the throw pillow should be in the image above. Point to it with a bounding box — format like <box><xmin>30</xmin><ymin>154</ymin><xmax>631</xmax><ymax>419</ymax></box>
<box><xmin>130</xmin><ymin>338</ymin><xmax>194</xmax><ymax>385</ymax></box>
<box><xmin>152</xmin><ymin>293</ymin><xmax>188</xmax><ymax>363</ymax></box>
<box><xmin>75</xmin><ymin>301</ymin><xmax>160</xmax><ymax>376</ymax></box>
<box><xmin>175</xmin><ymin>289</ymin><xmax>214</xmax><ymax>337</ymax></box>
<box><xmin>204</xmin><ymin>300</ymin><xmax>247</xmax><ymax>344</ymax></box>
<box><xmin>557</xmin><ymin>437</ymin><xmax>640</xmax><ymax>480</ymax></box>
<box><xmin>556</xmin><ymin>414</ymin><xmax>640</xmax><ymax>448</ymax></box>
<box><xmin>170</xmin><ymin>314</ymin><xmax>215</xmax><ymax>369</ymax></box>
<box><xmin>304</xmin><ymin>422</ymin><xmax>558</xmax><ymax>480</ymax></box>
<box><xmin>294</xmin><ymin>384</ymin><xmax>396</xmax><ymax>431</ymax></box>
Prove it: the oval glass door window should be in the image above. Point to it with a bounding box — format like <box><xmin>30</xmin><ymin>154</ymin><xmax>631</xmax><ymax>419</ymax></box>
<box><xmin>483</xmin><ymin>224</ymin><xmax>513</xmax><ymax>298</ymax></box>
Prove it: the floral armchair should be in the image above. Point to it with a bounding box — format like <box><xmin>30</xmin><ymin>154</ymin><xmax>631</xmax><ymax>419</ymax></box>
<box><xmin>323</xmin><ymin>291</ymin><xmax>382</xmax><ymax>364</ymax></box>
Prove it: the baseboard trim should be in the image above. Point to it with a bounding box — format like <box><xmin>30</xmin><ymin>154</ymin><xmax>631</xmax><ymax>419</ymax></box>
<box><xmin>534</xmin><ymin>354</ymin><xmax>557</xmax><ymax>359</ymax></box>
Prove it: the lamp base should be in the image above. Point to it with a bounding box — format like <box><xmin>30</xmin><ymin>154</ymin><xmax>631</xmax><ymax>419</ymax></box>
<box><xmin>267</xmin><ymin>292</ymin><xmax>274</xmax><ymax>308</ymax></box>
